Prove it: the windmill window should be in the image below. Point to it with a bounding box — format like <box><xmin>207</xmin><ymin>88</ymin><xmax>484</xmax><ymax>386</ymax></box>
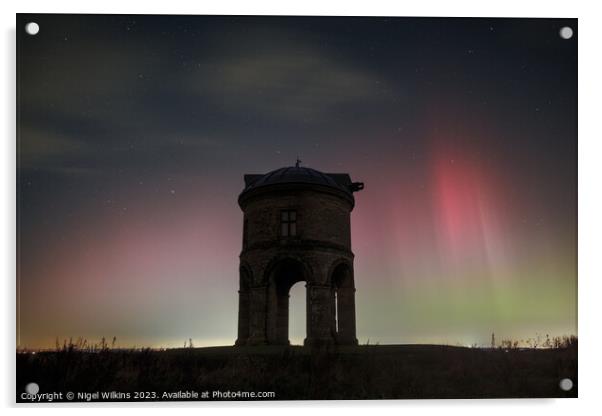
<box><xmin>280</xmin><ymin>210</ymin><xmax>297</xmax><ymax>237</ymax></box>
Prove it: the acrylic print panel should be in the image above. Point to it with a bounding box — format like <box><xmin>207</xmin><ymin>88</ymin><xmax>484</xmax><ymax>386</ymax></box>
<box><xmin>16</xmin><ymin>14</ymin><xmax>577</xmax><ymax>402</ymax></box>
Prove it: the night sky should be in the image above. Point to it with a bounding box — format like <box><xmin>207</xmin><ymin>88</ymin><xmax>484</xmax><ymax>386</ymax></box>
<box><xmin>17</xmin><ymin>14</ymin><xmax>577</xmax><ymax>348</ymax></box>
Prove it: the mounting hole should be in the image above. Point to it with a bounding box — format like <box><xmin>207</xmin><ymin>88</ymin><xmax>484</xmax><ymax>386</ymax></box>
<box><xmin>25</xmin><ymin>382</ymin><xmax>39</xmax><ymax>395</ymax></box>
<box><xmin>559</xmin><ymin>26</ymin><xmax>573</xmax><ymax>40</ymax></box>
<box><xmin>559</xmin><ymin>378</ymin><xmax>573</xmax><ymax>391</ymax></box>
<box><xmin>25</xmin><ymin>22</ymin><xmax>40</xmax><ymax>36</ymax></box>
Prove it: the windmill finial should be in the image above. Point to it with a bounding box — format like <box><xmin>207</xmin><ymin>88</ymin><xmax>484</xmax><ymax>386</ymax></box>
<box><xmin>295</xmin><ymin>157</ymin><xmax>302</xmax><ymax>168</ymax></box>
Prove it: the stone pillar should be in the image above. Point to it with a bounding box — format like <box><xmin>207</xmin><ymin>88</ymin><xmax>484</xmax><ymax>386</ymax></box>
<box><xmin>265</xmin><ymin>283</ymin><xmax>291</xmax><ymax>345</ymax></box>
<box><xmin>247</xmin><ymin>286</ymin><xmax>268</xmax><ymax>345</ymax></box>
<box><xmin>305</xmin><ymin>283</ymin><xmax>335</xmax><ymax>346</ymax></box>
<box><xmin>336</xmin><ymin>286</ymin><xmax>358</xmax><ymax>345</ymax></box>
<box><xmin>235</xmin><ymin>289</ymin><xmax>250</xmax><ymax>346</ymax></box>
<box><xmin>265</xmin><ymin>283</ymin><xmax>277</xmax><ymax>343</ymax></box>
<box><xmin>330</xmin><ymin>287</ymin><xmax>337</xmax><ymax>337</ymax></box>
<box><xmin>275</xmin><ymin>293</ymin><xmax>290</xmax><ymax>344</ymax></box>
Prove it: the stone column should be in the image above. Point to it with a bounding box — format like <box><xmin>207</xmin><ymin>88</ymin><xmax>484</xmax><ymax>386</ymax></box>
<box><xmin>336</xmin><ymin>286</ymin><xmax>357</xmax><ymax>345</ymax></box>
<box><xmin>275</xmin><ymin>292</ymin><xmax>290</xmax><ymax>344</ymax></box>
<box><xmin>330</xmin><ymin>287</ymin><xmax>337</xmax><ymax>337</ymax></box>
<box><xmin>235</xmin><ymin>289</ymin><xmax>250</xmax><ymax>346</ymax></box>
<box><xmin>247</xmin><ymin>286</ymin><xmax>268</xmax><ymax>345</ymax></box>
<box><xmin>265</xmin><ymin>283</ymin><xmax>291</xmax><ymax>345</ymax></box>
<box><xmin>305</xmin><ymin>283</ymin><xmax>335</xmax><ymax>346</ymax></box>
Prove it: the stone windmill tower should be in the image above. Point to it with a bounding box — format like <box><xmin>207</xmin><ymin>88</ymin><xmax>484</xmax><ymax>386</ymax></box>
<box><xmin>235</xmin><ymin>162</ymin><xmax>364</xmax><ymax>346</ymax></box>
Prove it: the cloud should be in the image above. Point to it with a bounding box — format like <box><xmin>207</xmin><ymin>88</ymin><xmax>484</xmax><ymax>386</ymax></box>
<box><xmin>185</xmin><ymin>42</ymin><xmax>388</xmax><ymax>121</ymax></box>
<box><xmin>17</xmin><ymin>24</ymin><xmax>392</xmax><ymax>173</ymax></box>
<box><xmin>18</xmin><ymin>39</ymin><xmax>222</xmax><ymax>172</ymax></box>
<box><xmin>18</xmin><ymin>125</ymin><xmax>93</xmax><ymax>166</ymax></box>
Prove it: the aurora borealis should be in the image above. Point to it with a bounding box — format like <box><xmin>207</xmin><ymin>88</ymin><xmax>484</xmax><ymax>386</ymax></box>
<box><xmin>17</xmin><ymin>15</ymin><xmax>576</xmax><ymax>349</ymax></box>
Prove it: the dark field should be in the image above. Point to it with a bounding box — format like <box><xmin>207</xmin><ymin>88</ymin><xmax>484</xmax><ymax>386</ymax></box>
<box><xmin>16</xmin><ymin>344</ymin><xmax>577</xmax><ymax>402</ymax></box>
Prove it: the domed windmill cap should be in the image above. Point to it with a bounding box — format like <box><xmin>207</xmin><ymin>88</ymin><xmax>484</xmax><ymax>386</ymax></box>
<box><xmin>239</xmin><ymin>164</ymin><xmax>364</xmax><ymax>206</ymax></box>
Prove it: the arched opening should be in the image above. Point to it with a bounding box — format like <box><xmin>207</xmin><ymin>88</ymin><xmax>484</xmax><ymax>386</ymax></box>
<box><xmin>288</xmin><ymin>282</ymin><xmax>306</xmax><ymax>345</ymax></box>
<box><xmin>331</xmin><ymin>262</ymin><xmax>356</xmax><ymax>344</ymax></box>
<box><xmin>267</xmin><ymin>258</ymin><xmax>307</xmax><ymax>345</ymax></box>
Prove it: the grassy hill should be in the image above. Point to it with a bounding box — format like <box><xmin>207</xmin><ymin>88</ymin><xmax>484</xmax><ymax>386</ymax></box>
<box><xmin>16</xmin><ymin>344</ymin><xmax>577</xmax><ymax>401</ymax></box>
